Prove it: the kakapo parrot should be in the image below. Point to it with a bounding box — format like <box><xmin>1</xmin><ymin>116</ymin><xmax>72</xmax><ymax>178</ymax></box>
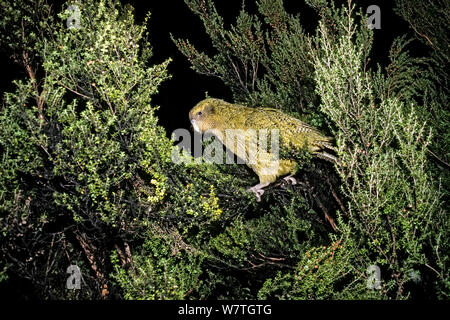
<box><xmin>189</xmin><ymin>98</ymin><xmax>336</xmax><ymax>201</ymax></box>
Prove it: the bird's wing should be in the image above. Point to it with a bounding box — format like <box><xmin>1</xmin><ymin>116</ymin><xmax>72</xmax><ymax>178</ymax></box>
<box><xmin>246</xmin><ymin>108</ymin><xmax>333</xmax><ymax>151</ymax></box>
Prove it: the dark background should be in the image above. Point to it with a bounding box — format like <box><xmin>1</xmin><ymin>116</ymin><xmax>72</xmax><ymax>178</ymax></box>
<box><xmin>0</xmin><ymin>0</ymin><xmax>415</xmax><ymax>135</ymax></box>
<box><xmin>127</xmin><ymin>0</ymin><xmax>411</xmax><ymax>136</ymax></box>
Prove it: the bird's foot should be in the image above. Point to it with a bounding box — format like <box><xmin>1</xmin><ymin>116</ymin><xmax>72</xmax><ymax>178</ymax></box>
<box><xmin>283</xmin><ymin>175</ymin><xmax>297</xmax><ymax>185</ymax></box>
<box><xmin>247</xmin><ymin>182</ymin><xmax>270</xmax><ymax>202</ymax></box>
<box><xmin>249</xmin><ymin>188</ymin><xmax>265</xmax><ymax>202</ymax></box>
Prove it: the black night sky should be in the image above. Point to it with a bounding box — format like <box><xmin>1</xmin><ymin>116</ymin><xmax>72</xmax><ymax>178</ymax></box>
<box><xmin>128</xmin><ymin>0</ymin><xmax>415</xmax><ymax>135</ymax></box>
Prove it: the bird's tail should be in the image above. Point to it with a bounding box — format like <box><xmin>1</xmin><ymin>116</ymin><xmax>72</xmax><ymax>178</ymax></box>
<box><xmin>313</xmin><ymin>136</ymin><xmax>339</xmax><ymax>164</ymax></box>
<box><xmin>313</xmin><ymin>135</ymin><xmax>335</xmax><ymax>151</ymax></box>
<box><xmin>315</xmin><ymin>151</ymin><xmax>338</xmax><ymax>164</ymax></box>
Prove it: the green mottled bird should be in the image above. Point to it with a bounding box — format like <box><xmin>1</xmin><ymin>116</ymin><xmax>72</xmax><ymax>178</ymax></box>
<box><xmin>189</xmin><ymin>98</ymin><xmax>336</xmax><ymax>201</ymax></box>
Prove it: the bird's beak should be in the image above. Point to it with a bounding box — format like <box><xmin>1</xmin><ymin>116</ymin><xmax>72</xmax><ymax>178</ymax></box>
<box><xmin>191</xmin><ymin>119</ymin><xmax>200</xmax><ymax>133</ymax></box>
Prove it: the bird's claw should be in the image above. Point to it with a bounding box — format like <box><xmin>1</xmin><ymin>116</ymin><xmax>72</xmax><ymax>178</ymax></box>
<box><xmin>247</xmin><ymin>186</ymin><xmax>266</xmax><ymax>202</ymax></box>
<box><xmin>283</xmin><ymin>175</ymin><xmax>297</xmax><ymax>185</ymax></box>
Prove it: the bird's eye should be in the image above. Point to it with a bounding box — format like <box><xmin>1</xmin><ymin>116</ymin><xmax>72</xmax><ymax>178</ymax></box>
<box><xmin>197</xmin><ymin>111</ymin><xmax>203</xmax><ymax>116</ymax></box>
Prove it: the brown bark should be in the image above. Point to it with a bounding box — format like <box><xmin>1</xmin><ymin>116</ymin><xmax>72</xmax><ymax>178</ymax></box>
<box><xmin>75</xmin><ymin>232</ymin><xmax>109</xmax><ymax>298</ymax></box>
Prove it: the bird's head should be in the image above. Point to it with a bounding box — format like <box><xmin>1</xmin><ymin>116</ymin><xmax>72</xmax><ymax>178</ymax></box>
<box><xmin>189</xmin><ymin>98</ymin><xmax>224</xmax><ymax>133</ymax></box>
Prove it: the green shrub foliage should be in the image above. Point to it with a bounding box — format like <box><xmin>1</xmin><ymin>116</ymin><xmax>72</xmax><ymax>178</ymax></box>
<box><xmin>0</xmin><ymin>0</ymin><xmax>448</xmax><ymax>299</ymax></box>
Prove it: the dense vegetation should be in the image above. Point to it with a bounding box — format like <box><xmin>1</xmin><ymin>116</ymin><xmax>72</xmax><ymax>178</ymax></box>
<box><xmin>0</xmin><ymin>0</ymin><xmax>448</xmax><ymax>299</ymax></box>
